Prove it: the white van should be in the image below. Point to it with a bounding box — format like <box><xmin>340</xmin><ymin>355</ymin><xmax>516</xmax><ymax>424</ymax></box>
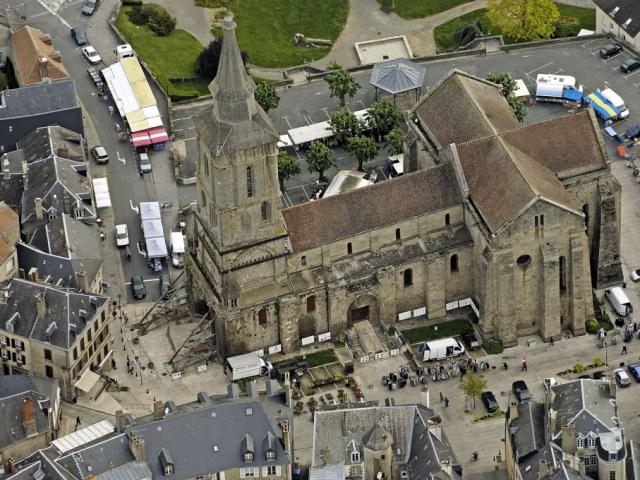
<box><xmin>115</xmin><ymin>43</ymin><xmax>135</xmax><ymax>61</ymax></box>
<box><xmin>605</xmin><ymin>287</ymin><xmax>633</xmax><ymax>316</ymax></box>
<box><xmin>420</xmin><ymin>337</ymin><xmax>465</xmax><ymax>361</ymax></box>
<box><xmin>600</xmin><ymin>88</ymin><xmax>629</xmax><ymax>118</ymax></box>
<box><xmin>170</xmin><ymin>231</ymin><xmax>185</xmax><ymax>268</ymax></box>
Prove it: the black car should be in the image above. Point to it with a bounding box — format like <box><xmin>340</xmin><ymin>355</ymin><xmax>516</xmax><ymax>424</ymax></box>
<box><xmin>592</xmin><ymin>370</ymin><xmax>608</xmax><ymax>380</ymax></box>
<box><xmin>81</xmin><ymin>0</ymin><xmax>98</xmax><ymax>15</ymax></box>
<box><xmin>159</xmin><ymin>273</ymin><xmax>171</xmax><ymax>299</ymax></box>
<box><xmin>461</xmin><ymin>331</ymin><xmax>481</xmax><ymax>350</ymax></box>
<box><xmin>628</xmin><ymin>363</ymin><xmax>640</xmax><ymax>382</ymax></box>
<box><xmin>512</xmin><ymin>380</ymin><xmax>532</xmax><ymax>403</ymax></box>
<box><xmin>70</xmin><ymin>27</ymin><xmax>87</xmax><ymax>45</ymax></box>
<box><xmin>481</xmin><ymin>391</ymin><xmax>499</xmax><ymax>413</ymax></box>
<box><xmin>131</xmin><ymin>275</ymin><xmax>146</xmax><ymax>299</ymax></box>
<box><xmin>87</xmin><ymin>68</ymin><xmax>104</xmax><ymax>90</ymax></box>
<box><xmin>600</xmin><ymin>44</ymin><xmax>623</xmax><ymax>59</ymax></box>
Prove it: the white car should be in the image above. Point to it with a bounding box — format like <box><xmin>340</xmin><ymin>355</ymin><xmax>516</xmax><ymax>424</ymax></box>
<box><xmin>115</xmin><ymin>224</ymin><xmax>129</xmax><ymax>247</ymax></box>
<box><xmin>614</xmin><ymin>368</ymin><xmax>631</xmax><ymax>387</ymax></box>
<box><xmin>82</xmin><ymin>46</ymin><xmax>101</xmax><ymax>64</ymax></box>
<box><xmin>630</xmin><ymin>269</ymin><xmax>640</xmax><ymax>282</ymax></box>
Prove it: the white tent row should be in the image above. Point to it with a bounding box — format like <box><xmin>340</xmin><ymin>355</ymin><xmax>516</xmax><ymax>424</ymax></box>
<box><xmin>286</xmin><ymin>109</ymin><xmax>370</xmax><ymax>147</ymax></box>
<box><xmin>92</xmin><ymin>177</ymin><xmax>111</xmax><ymax>209</ymax></box>
<box><xmin>139</xmin><ymin>201</ymin><xmax>167</xmax><ymax>258</ymax></box>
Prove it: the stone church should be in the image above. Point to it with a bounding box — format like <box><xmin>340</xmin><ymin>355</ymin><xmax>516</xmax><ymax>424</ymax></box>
<box><xmin>186</xmin><ymin>16</ymin><xmax>622</xmax><ymax>357</ymax></box>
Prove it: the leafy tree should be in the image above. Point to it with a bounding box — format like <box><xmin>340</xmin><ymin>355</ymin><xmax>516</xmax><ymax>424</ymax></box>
<box><xmin>384</xmin><ymin>128</ymin><xmax>404</xmax><ymax>155</ymax></box>
<box><xmin>196</xmin><ymin>38</ymin><xmax>248</xmax><ymax>81</ymax></box>
<box><xmin>486</xmin><ymin>72</ymin><xmax>527</xmax><ymax>122</ymax></box>
<box><xmin>366</xmin><ymin>101</ymin><xmax>402</xmax><ymax>141</ymax></box>
<box><xmin>455</xmin><ymin>19</ymin><xmax>485</xmax><ymax>47</ymax></box>
<box><xmin>148</xmin><ymin>10</ymin><xmax>176</xmax><ymax>36</ymax></box>
<box><xmin>305</xmin><ymin>142</ymin><xmax>336</xmax><ymax>183</ymax></box>
<box><xmin>218</xmin><ymin>0</ymin><xmax>236</xmax><ymax>13</ymax></box>
<box><xmin>487</xmin><ymin>0</ymin><xmax>559</xmax><ymax>42</ymax></box>
<box><xmin>459</xmin><ymin>373</ymin><xmax>487</xmax><ymax>408</ymax></box>
<box><xmin>325</xmin><ymin>63</ymin><xmax>361</xmax><ymax>107</ymax></box>
<box><xmin>347</xmin><ymin>136</ymin><xmax>378</xmax><ymax>172</ymax></box>
<box><xmin>277</xmin><ymin>153</ymin><xmax>301</xmax><ymax>191</ymax></box>
<box><xmin>328</xmin><ymin>108</ymin><xmax>361</xmax><ymax>145</ymax></box>
<box><xmin>255</xmin><ymin>81</ymin><xmax>279</xmax><ymax>112</ymax></box>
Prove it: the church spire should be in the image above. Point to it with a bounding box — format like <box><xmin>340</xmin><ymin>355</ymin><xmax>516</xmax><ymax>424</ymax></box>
<box><xmin>209</xmin><ymin>16</ymin><xmax>258</xmax><ymax>124</ymax></box>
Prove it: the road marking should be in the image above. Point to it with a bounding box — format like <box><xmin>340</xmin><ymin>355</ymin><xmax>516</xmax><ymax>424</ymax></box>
<box><xmin>321</xmin><ymin>107</ymin><xmax>330</xmax><ymax>120</ymax></box>
<box><xmin>301</xmin><ymin>184</ymin><xmax>311</xmax><ymax>201</ymax></box>
<box><xmin>182</xmin><ymin>137</ymin><xmax>197</xmax><ymax>141</ymax></box>
<box><xmin>129</xmin><ymin>200</ymin><xmax>139</xmax><ymax>214</ymax></box>
<box><xmin>624</xmin><ymin>70</ymin><xmax>640</xmax><ymax>80</ymax></box>
<box><xmin>117</xmin><ymin>151</ymin><xmax>126</xmax><ymax>164</ymax></box>
<box><xmin>34</xmin><ymin>0</ymin><xmax>72</xmax><ymax>28</ymax></box>
<box><xmin>173</xmin><ymin>116</ymin><xmax>192</xmax><ymax>122</ymax></box>
<box><xmin>282</xmin><ymin>115</ymin><xmax>293</xmax><ymax>129</ymax></box>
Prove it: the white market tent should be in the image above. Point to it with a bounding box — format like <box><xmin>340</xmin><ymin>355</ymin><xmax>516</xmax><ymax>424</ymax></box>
<box><xmin>52</xmin><ymin>420</ymin><xmax>114</xmax><ymax>454</ymax></box>
<box><xmin>139</xmin><ymin>201</ymin><xmax>167</xmax><ymax>258</ymax></box>
<box><xmin>287</xmin><ymin>121</ymin><xmax>333</xmax><ymax>146</ymax></box>
<box><xmin>92</xmin><ymin>177</ymin><xmax>111</xmax><ymax>209</ymax></box>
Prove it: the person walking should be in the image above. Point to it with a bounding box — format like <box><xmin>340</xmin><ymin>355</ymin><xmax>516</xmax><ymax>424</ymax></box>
<box><xmin>440</xmin><ymin>391</ymin><xmax>444</xmax><ymax>403</ymax></box>
<box><xmin>75</xmin><ymin>416</ymin><xmax>81</xmax><ymax>430</ymax></box>
<box><xmin>549</xmin><ymin>337</ymin><xmax>555</xmax><ymax>347</ymax></box>
<box><xmin>622</xmin><ymin>345</ymin><xmax>628</xmax><ymax>355</ymax></box>
<box><xmin>521</xmin><ymin>358</ymin><xmax>528</xmax><ymax>372</ymax></box>
<box><xmin>444</xmin><ymin>397</ymin><xmax>450</xmax><ymax>408</ymax></box>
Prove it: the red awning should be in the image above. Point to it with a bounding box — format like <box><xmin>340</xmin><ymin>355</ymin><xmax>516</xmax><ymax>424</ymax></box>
<box><xmin>148</xmin><ymin>126</ymin><xmax>169</xmax><ymax>143</ymax></box>
<box><xmin>131</xmin><ymin>131</ymin><xmax>152</xmax><ymax>148</ymax></box>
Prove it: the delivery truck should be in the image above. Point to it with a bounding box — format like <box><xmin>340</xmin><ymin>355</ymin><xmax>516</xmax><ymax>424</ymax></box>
<box><xmin>419</xmin><ymin>337</ymin><xmax>466</xmax><ymax>361</ymax></box>
<box><xmin>225</xmin><ymin>352</ymin><xmax>273</xmax><ymax>381</ymax></box>
<box><xmin>605</xmin><ymin>287</ymin><xmax>633</xmax><ymax>316</ymax></box>
<box><xmin>535</xmin><ymin>74</ymin><xmax>583</xmax><ymax>103</ymax></box>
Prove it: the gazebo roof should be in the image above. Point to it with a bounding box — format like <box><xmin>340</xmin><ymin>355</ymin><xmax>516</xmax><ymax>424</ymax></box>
<box><xmin>369</xmin><ymin>58</ymin><xmax>426</xmax><ymax>95</ymax></box>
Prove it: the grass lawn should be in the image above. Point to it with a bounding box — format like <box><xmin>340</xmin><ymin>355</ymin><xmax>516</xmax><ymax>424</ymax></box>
<box><xmin>377</xmin><ymin>0</ymin><xmax>474</xmax><ymax>19</ymax></box>
<box><xmin>400</xmin><ymin>319</ymin><xmax>473</xmax><ymax>344</ymax></box>
<box><xmin>275</xmin><ymin>348</ymin><xmax>338</xmax><ymax>368</ymax></box>
<box><xmin>202</xmin><ymin>0</ymin><xmax>348</xmax><ymax>68</ymax></box>
<box><xmin>433</xmin><ymin>4</ymin><xmax>595</xmax><ymax>52</ymax></box>
<box><xmin>115</xmin><ymin>6</ymin><xmax>209</xmax><ymax>100</ymax></box>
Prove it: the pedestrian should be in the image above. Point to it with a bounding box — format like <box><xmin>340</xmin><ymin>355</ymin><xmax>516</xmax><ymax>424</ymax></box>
<box><xmin>622</xmin><ymin>345</ymin><xmax>627</xmax><ymax>355</ymax></box>
<box><xmin>521</xmin><ymin>358</ymin><xmax>528</xmax><ymax>372</ymax></box>
<box><xmin>550</xmin><ymin>337</ymin><xmax>554</xmax><ymax>347</ymax></box>
<box><xmin>472</xmin><ymin>451</ymin><xmax>479</xmax><ymax>461</ymax></box>
<box><xmin>444</xmin><ymin>397</ymin><xmax>450</xmax><ymax>408</ymax></box>
<box><xmin>440</xmin><ymin>391</ymin><xmax>444</xmax><ymax>403</ymax></box>
<box><xmin>75</xmin><ymin>416</ymin><xmax>81</xmax><ymax>430</ymax></box>
<box><xmin>111</xmin><ymin>358</ymin><xmax>116</xmax><ymax>370</ymax></box>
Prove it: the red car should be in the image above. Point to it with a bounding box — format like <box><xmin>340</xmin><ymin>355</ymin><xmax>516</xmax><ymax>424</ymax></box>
<box><xmin>461</xmin><ymin>331</ymin><xmax>481</xmax><ymax>350</ymax></box>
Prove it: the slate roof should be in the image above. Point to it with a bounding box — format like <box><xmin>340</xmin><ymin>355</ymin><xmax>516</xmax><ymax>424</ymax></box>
<box><xmin>369</xmin><ymin>58</ymin><xmax>426</xmax><ymax>95</ymax></box>
<box><xmin>411</xmin><ymin>70</ymin><xmax>519</xmax><ymax>148</ymax></box>
<box><xmin>455</xmin><ymin>135</ymin><xmax>580</xmax><ymax>233</ymax></box>
<box><xmin>29</xmin><ymin>214</ymin><xmax>101</xmax><ymax>260</ymax></box>
<box><xmin>17</xmin><ymin>126</ymin><xmax>85</xmax><ymax>164</ymax></box>
<box><xmin>0</xmin><ymin>80</ymin><xmax>78</xmax><ymax>120</ymax></box>
<box><xmin>0</xmin><ymin>202</ymin><xmax>19</xmax><ymax>263</ymax></box>
<box><xmin>0</xmin><ymin>152</ymin><xmax>26</xmax><ymax>208</ymax></box>
<box><xmin>194</xmin><ymin>16</ymin><xmax>278</xmax><ymax>157</ymax></box>
<box><xmin>282</xmin><ymin>163</ymin><xmax>462</xmax><ymax>252</ymax></box>
<box><xmin>593</xmin><ymin>0</ymin><xmax>640</xmax><ymax>37</ymax></box>
<box><xmin>0</xmin><ymin>278</ymin><xmax>108</xmax><ymax>350</ymax></box>
<box><xmin>9</xmin><ymin>448</ymin><xmax>73</xmax><ymax>480</ymax></box>
<box><xmin>508</xmin><ymin>401</ymin><xmax>546</xmax><ymax>462</ymax></box>
<box><xmin>10</xmin><ymin>26</ymin><xmax>70</xmax><ymax>85</ymax></box>
<box><xmin>97</xmin><ymin>462</ymin><xmax>153</xmax><ymax>480</ymax></box>
<box><xmin>0</xmin><ymin>376</ymin><xmax>57</xmax><ymax>449</ymax></box>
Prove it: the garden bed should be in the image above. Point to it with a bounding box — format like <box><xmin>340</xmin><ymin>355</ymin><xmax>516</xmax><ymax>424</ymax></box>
<box><xmin>400</xmin><ymin>319</ymin><xmax>474</xmax><ymax>345</ymax></box>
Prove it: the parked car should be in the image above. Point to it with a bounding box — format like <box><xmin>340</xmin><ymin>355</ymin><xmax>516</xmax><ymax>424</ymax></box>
<box><xmin>90</xmin><ymin>145</ymin><xmax>109</xmax><ymax>164</ymax></box>
<box><xmin>461</xmin><ymin>331</ymin><xmax>480</xmax><ymax>350</ymax></box>
<box><xmin>592</xmin><ymin>370</ymin><xmax>608</xmax><ymax>380</ymax></box>
<box><xmin>630</xmin><ymin>269</ymin><xmax>640</xmax><ymax>282</ymax></box>
<box><xmin>512</xmin><ymin>380</ymin><xmax>532</xmax><ymax>402</ymax></box>
<box><xmin>600</xmin><ymin>44</ymin><xmax>623</xmax><ymax>59</ymax></box>
<box><xmin>131</xmin><ymin>275</ymin><xmax>146</xmax><ymax>300</ymax></box>
<box><xmin>159</xmin><ymin>273</ymin><xmax>171</xmax><ymax>300</ymax></box>
<box><xmin>70</xmin><ymin>27</ymin><xmax>87</xmax><ymax>45</ymax></box>
<box><xmin>115</xmin><ymin>224</ymin><xmax>129</xmax><ymax>247</ymax></box>
<box><xmin>139</xmin><ymin>152</ymin><xmax>152</xmax><ymax>174</ymax></box>
<box><xmin>626</xmin><ymin>124</ymin><xmax>640</xmax><ymax>141</ymax></box>
<box><xmin>628</xmin><ymin>363</ymin><xmax>640</xmax><ymax>382</ymax></box>
<box><xmin>614</xmin><ymin>368</ymin><xmax>631</xmax><ymax>387</ymax></box>
<box><xmin>481</xmin><ymin>391</ymin><xmax>499</xmax><ymax>413</ymax></box>
<box><xmin>82</xmin><ymin>46</ymin><xmax>101</xmax><ymax>64</ymax></box>
<box><xmin>620</xmin><ymin>57</ymin><xmax>640</xmax><ymax>73</ymax></box>
<box><xmin>87</xmin><ymin>67</ymin><xmax>104</xmax><ymax>90</ymax></box>
<box><xmin>81</xmin><ymin>0</ymin><xmax>98</xmax><ymax>15</ymax></box>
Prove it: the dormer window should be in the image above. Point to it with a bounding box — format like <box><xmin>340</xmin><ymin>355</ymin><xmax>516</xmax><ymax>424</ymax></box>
<box><xmin>587</xmin><ymin>434</ymin><xmax>596</xmax><ymax>448</ymax></box>
<box><xmin>266</xmin><ymin>450</ymin><xmax>275</xmax><ymax>460</ymax></box>
<box><xmin>263</xmin><ymin>431</ymin><xmax>276</xmax><ymax>461</ymax></box>
<box><xmin>159</xmin><ymin>449</ymin><xmax>174</xmax><ymax>476</ymax></box>
<box><xmin>244</xmin><ymin>451</ymin><xmax>254</xmax><ymax>462</ymax></box>
<box><xmin>351</xmin><ymin>451</ymin><xmax>360</xmax><ymax>463</ymax></box>
<box><xmin>241</xmin><ymin>434</ymin><xmax>255</xmax><ymax>463</ymax></box>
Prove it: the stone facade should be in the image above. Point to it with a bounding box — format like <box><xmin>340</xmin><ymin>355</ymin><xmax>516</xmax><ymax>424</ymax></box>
<box><xmin>187</xmin><ymin>23</ymin><xmax>621</xmax><ymax>356</ymax></box>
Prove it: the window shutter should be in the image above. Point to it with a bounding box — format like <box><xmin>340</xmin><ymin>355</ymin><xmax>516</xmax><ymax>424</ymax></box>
<box><xmin>276</xmin><ymin>466</ymin><xmax>281</xmax><ymax>476</ymax></box>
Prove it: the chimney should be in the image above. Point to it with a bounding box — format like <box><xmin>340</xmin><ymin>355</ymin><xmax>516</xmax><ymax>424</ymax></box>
<box><xmin>6</xmin><ymin>458</ymin><xmax>15</xmax><ymax>474</ymax></box>
<box><xmin>115</xmin><ymin>410</ymin><xmax>125</xmax><ymax>431</ymax></box>
<box><xmin>545</xmin><ymin>385</ymin><xmax>556</xmax><ymax>409</ymax></box>
<box><xmin>284</xmin><ymin>371</ymin><xmax>292</xmax><ymax>407</ymax></box>
<box><xmin>342</xmin><ymin>411</ymin><xmax>348</xmax><ymax>436</ymax></box>
<box><xmin>265</xmin><ymin>378</ymin><xmax>279</xmax><ymax>396</ymax></box>
<box><xmin>128</xmin><ymin>433</ymin><xmax>146</xmax><ymax>462</ymax></box>
<box><xmin>246</xmin><ymin>380</ymin><xmax>258</xmax><ymax>399</ymax></box>
<box><xmin>63</xmin><ymin>191</ymin><xmax>71</xmax><ymax>214</ymax></box>
<box><xmin>35</xmin><ymin>292</ymin><xmax>46</xmax><ymax>319</ymax></box>
<box><xmin>75</xmin><ymin>270</ymin><xmax>89</xmax><ymax>292</ymax></box>
<box><xmin>22</xmin><ymin>159</ymin><xmax>28</xmax><ymax>175</ymax></box>
<box><xmin>49</xmin><ymin>50</ymin><xmax>61</xmax><ymax>61</ymax></box>
<box><xmin>561</xmin><ymin>424</ymin><xmax>577</xmax><ymax>454</ymax></box>
<box><xmin>38</xmin><ymin>57</ymin><xmax>49</xmax><ymax>81</ymax></box>
<box><xmin>86</xmin><ymin>476</ymin><xmax>97</xmax><ymax>480</ymax></box>
<box><xmin>609</xmin><ymin>373</ymin><xmax>617</xmax><ymax>399</ymax></box>
<box><xmin>22</xmin><ymin>397</ymin><xmax>38</xmax><ymax>437</ymax></box>
<box><xmin>281</xmin><ymin>419</ymin><xmax>290</xmax><ymax>455</ymax></box>
<box><xmin>28</xmin><ymin>267</ymin><xmax>39</xmax><ymax>282</ymax></box>
<box><xmin>537</xmin><ymin>459</ymin><xmax>552</xmax><ymax>480</ymax></box>
<box><xmin>420</xmin><ymin>385</ymin><xmax>430</xmax><ymax>408</ymax></box>
<box><xmin>2</xmin><ymin>157</ymin><xmax>10</xmax><ymax>180</ymax></box>
<box><xmin>548</xmin><ymin>409</ymin><xmax>557</xmax><ymax>439</ymax></box>
<box><xmin>227</xmin><ymin>383</ymin><xmax>240</xmax><ymax>399</ymax></box>
<box><xmin>35</xmin><ymin>197</ymin><xmax>44</xmax><ymax>221</ymax></box>
<box><xmin>153</xmin><ymin>400</ymin><xmax>164</xmax><ymax>420</ymax></box>
<box><xmin>509</xmin><ymin>399</ymin><xmax>519</xmax><ymax>423</ymax></box>
<box><xmin>40</xmin><ymin>34</ymin><xmax>52</xmax><ymax>44</ymax></box>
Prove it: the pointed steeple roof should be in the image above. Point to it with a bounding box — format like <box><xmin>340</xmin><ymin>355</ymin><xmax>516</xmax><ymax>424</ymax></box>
<box><xmin>209</xmin><ymin>16</ymin><xmax>257</xmax><ymax>124</ymax></box>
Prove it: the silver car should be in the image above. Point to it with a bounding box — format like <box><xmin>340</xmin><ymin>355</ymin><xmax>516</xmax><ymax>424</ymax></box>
<box><xmin>139</xmin><ymin>152</ymin><xmax>151</xmax><ymax>174</ymax></box>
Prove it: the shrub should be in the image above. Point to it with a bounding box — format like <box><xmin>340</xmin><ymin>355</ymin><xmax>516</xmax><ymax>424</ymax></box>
<box><xmin>148</xmin><ymin>9</ymin><xmax>177</xmax><ymax>36</ymax></box>
<box><xmin>586</xmin><ymin>317</ymin><xmax>599</xmax><ymax>334</ymax></box>
<box><xmin>455</xmin><ymin>20</ymin><xmax>484</xmax><ymax>47</ymax></box>
<box><xmin>554</xmin><ymin>17</ymin><xmax>581</xmax><ymax>38</ymax></box>
<box><xmin>483</xmin><ymin>339</ymin><xmax>504</xmax><ymax>354</ymax></box>
<box><xmin>592</xmin><ymin>356</ymin><xmax>605</xmax><ymax>367</ymax></box>
<box><xmin>122</xmin><ymin>0</ymin><xmax>143</xmax><ymax>5</ymax></box>
<box><xmin>573</xmin><ymin>363</ymin><xmax>585</xmax><ymax>373</ymax></box>
<box><xmin>126</xmin><ymin>5</ymin><xmax>147</xmax><ymax>25</ymax></box>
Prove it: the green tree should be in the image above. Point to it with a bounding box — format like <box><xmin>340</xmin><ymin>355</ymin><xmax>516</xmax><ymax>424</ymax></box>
<box><xmin>366</xmin><ymin>101</ymin><xmax>402</xmax><ymax>141</ymax></box>
<box><xmin>347</xmin><ymin>135</ymin><xmax>378</xmax><ymax>171</ymax></box>
<box><xmin>277</xmin><ymin>153</ymin><xmax>301</xmax><ymax>191</ymax></box>
<box><xmin>384</xmin><ymin>128</ymin><xmax>404</xmax><ymax>155</ymax></box>
<box><xmin>487</xmin><ymin>0</ymin><xmax>559</xmax><ymax>41</ymax></box>
<box><xmin>306</xmin><ymin>142</ymin><xmax>336</xmax><ymax>183</ymax></box>
<box><xmin>486</xmin><ymin>72</ymin><xmax>527</xmax><ymax>122</ymax></box>
<box><xmin>255</xmin><ymin>81</ymin><xmax>279</xmax><ymax>112</ymax></box>
<box><xmin>459</xmin><ymin>373</ymin><xmax>487</xmax><ymax>408</ymax></box>
<box><xmin>329</xmin><ymin>108</ymin><xmax>361</xmax><ymax>145</ymax></box>
<box><xmin>325</xmin><ymin>63</ymin><xmax>361</xmax><ymax>107</ymax></box>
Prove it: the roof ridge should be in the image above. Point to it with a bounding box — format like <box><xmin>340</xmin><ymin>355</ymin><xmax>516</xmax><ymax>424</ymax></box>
<box><xmin>498</xmin><ymin>110</ymin><xmax>589</xmax><ymax>138</ymax></box>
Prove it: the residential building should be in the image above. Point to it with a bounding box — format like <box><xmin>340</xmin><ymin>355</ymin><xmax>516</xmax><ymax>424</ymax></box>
<box><xmin>0</xmin><ymin>202</ymin><xmax>19</xmax><ymax>282</ymax></box>
<box><xmin>593</xmin><ymin>0</ymin><xmax>640</xmax><ymax>50</ymax></box>
<box><xmin>0</xmin><ymin>278</ymin><xmax>111</xmax><ymax>401</ymax></box>
<box><xmin>310</xmin><ymin>404</ymin><xmax>460</xmax><ymax>479</ymax></box>
<box><xmin>9</xmin><ymin>26</ymin><xmax>70</xmax><ymax>86</ymax></box>
<box><xmin>187</xmin><ymin>16</ymin><xmax>621</xmax><ymax>358</ymax></box>
<box><xmin>505</xmin><ymin>378</ymin><xmax>640</xmax><ymax>480</ymax></box>
<box><xmin>0</xmin><ymin>375</ymin><xmax>60</xmax><ymax>462</ymax></box>
<box><xmin>0</xmin><ymin>80</ymin><xmax>82</xmax><ymax>153</ymax></box>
